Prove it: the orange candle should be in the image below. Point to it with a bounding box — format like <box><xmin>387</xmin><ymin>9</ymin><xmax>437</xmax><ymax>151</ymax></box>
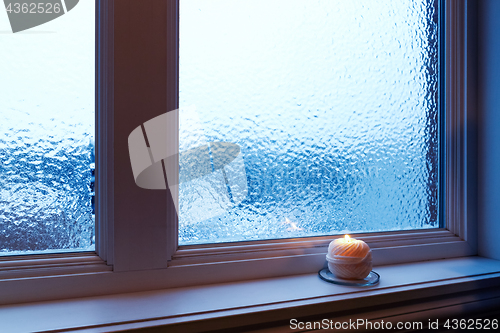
<box><xmin>326</xmin><ymin>235</ymin><xmax>372</xmax><ymax>280</ymax></box>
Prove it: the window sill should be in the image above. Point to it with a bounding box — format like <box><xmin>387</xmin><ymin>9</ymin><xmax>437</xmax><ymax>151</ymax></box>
<box><xmin>1</xmin><ymin>256</ymin><xmax>500</xmax><ymax>332</ymax></box>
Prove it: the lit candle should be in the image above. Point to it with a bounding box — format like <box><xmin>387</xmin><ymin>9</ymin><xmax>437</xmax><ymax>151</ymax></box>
<box><xmin>326</xmin><ymin>235</ymin><xmax>372</xmax><ymax>280</ymax></box>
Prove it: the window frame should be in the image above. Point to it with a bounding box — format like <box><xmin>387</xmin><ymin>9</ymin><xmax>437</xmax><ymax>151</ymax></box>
<box><xmin>162</xmin><ymin>0</ymin><xmax>476</xmax><ymax>269</ymax></box>
<box><xmin>0</xmin><ymin>0</ymin><xmax>478</xmax><ymax>306</ymax></box>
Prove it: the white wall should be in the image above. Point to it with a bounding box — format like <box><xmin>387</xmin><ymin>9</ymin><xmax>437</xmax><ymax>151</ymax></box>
<box><xmin>478</xmin><ymin>0</ymin><xmax>500</xmax><ymax>260</ymax></box>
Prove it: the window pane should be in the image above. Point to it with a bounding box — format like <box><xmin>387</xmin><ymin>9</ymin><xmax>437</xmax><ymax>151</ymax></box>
<box><xmin>179</xmin><ymin>0</ymin><xmax>439</xmax><ymax>245</ymax></box>
<box><xmin>0</xmin><ymin>1</ymin><xmax>95</xmax><ymax>255</ymax></box>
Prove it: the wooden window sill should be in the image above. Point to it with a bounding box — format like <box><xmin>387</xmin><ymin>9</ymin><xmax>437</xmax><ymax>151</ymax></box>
<box><xmin>1</xmin><ymin>256</ymin><xmax>500</xmax><ymax>332</ymax></box>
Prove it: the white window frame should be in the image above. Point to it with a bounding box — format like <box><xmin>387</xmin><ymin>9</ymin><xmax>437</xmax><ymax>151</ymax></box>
<box><xmin>0</xmin><ymin>0</ymin><xmax>478</xmax><ymax>305</ymax></box>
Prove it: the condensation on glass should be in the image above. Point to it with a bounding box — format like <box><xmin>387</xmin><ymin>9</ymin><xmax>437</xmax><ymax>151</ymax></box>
<box><xmin>179</xmin><ymin>0</ymin><xmax>440</xmax><ymax>245</ymax></box>
<box><xmin>0</xmin><ymin>2</ymin><xmax>95</xmax><ymax>255</ymax></box>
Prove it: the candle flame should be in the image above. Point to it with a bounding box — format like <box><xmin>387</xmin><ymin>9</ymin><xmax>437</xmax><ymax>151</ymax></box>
<box><xmin>345</xmin><ymin>234</ymin><xmax>351</xmax><ymax>241</ymax></box>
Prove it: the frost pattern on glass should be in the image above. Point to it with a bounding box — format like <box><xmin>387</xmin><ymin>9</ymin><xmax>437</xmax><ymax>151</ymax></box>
<box><xmin>179</xmin><ymin>0</ymin><xmax>439</xmax><ymax>245</ymax></box>
<box><xmin>0</xmin><ymin>2</ymin><xmax>95</xmax><ymax>254</ymax></box>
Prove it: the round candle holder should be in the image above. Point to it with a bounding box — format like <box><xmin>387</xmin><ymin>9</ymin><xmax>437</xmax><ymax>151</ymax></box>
<box><xmin>318</xmin><ymin>268</ymin><xmax>380</xmax><ymax>287</ymax></box>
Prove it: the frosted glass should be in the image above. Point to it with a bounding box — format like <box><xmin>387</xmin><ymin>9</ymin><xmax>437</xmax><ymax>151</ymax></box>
<box><xmin>0</xmin><ymin>2</ymin><xmax>95</xmax><ymax>254</ymax></box>
<box><xmin>179</xmin><ymin>0</ymin><xmax>440</xmax><ymax>245</ymax></box>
